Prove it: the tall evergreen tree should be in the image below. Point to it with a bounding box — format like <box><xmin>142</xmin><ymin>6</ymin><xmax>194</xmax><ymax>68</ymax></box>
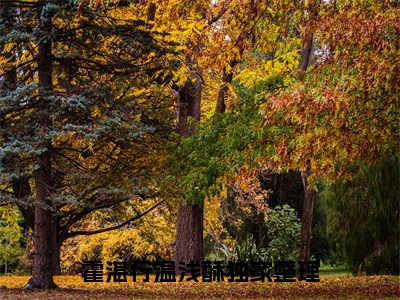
<box><xmin>0</xmin><ymin>0</ymin><xmax>173</xmax><ymax>288</ymax></box>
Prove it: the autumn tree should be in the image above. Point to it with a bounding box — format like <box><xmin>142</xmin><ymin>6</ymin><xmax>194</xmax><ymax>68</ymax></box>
<box><xmin>153</xmin><ymin>0</ymin><xmax>301</xmax><ymax>268</ymax></box>
<box><xmin>262</xmin><ymin>0</ymin><xmax>399</xmax><ymax>263</ymax></box>
<box><xmin>162</xmin><ymin>0</ymin><xmax>270</xmax><ymax>267</ymax></box>
<box><xmin>165</xmin><ymin>0</ymin><xmax>306</xmax><ymax>265</ymax></box>
<box><xmin>297</xmin><ymin>0</ymin><xmax>320</xmax><ymax>263</ymax></box>
<box><xmin>263</xmin><ymin>0</ymin><xmax>399</xmax><ymax>185</ymax></box>
<box><xmin>147</xmin><ymin>0</ymin><xmax>231</xmax><ymax>268</ymax></box>
<box><xmin>167</xmin><ymin>0</ymin><xmax>399</xmax><ymax>268</ymax></box>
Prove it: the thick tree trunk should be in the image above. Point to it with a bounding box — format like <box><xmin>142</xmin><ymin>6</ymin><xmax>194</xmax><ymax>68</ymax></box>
<box><xmin>175</xmin><ymin>204</ymin><xmax>204</xmax><ymax>265</ymax></box>
<box><xmin>175</xmin><ymin>59</ymin><xmax>234</xmax><ymax>269</ymax></box>
<box><xmin>174</xmin><ymin>64</ymin><xmax>203</xmax><ymax>271</ymax></box>
<box><xmin>32</xmin><ymin>197</ymin><xmax>58</xmax><ymax>289</ymax></box>
<box><xmin>30</xmin><ymin>2</ymin><xmax>57</xmax><ymax>289</ymax></box>
<box><xmin>31</xmin><ymin>153</ymin><xmax>57</xmax><ymax>289</ymax></box>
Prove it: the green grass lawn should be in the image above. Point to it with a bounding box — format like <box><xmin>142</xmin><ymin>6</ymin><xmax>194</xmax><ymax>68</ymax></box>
<box><xmin>319</xmin><ymin>264</ymin><xmax>350</xmax><ymax>276</ymax></box>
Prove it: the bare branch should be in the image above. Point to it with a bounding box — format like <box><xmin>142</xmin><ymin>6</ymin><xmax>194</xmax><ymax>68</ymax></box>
<box><xmin>64</xmin><ymin>200</ymin><xmax>164</xmax><ymax>239</ymax></box>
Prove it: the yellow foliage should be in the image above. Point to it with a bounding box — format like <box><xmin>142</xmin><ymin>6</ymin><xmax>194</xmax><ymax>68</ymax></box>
<box><xmin>61</xmin><ymin>207</ymin><xmax>175</xmax><ymax>270</ymax></box>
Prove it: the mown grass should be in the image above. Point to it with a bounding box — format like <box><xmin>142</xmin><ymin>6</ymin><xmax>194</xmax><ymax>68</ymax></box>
<box><xmin>319</xmin><ymin>264</ymin><xmax>350</xmax><ymax>275</ymax></box>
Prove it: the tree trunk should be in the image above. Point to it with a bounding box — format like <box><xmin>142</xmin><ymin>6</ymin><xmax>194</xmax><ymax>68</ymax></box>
<box><xmin>147</xmin><ymin>2</ymin><xmax>156</xmax><ymax>21</ymax></box>
<box><xmin>174</xmin><ymin>63</ymin><xmax>203</xmax><ymax>271</ymax></box>
<box><xmin>31</xmin><ymin>152</ymin><xmax>57</xmax><ymax>289</ymax></box>
<box><xmin>215</xmin><ymin>68</ymin><xmax>233</xmax><ymax>114</ymax></box>
<box><xmin>298</xmin><ymin>31</ymin><xmax>313</xmax><ymax>80</ymax></box>
<box><xmin>176</xmin><ymin>70</ymin><xmax>201</xmax><ymax>137</ymax></box>
<box><xmin>298</xmin><ymin>13</ymin><xmax>316</xmax><ymax>262</ymax></box>
<box><xmin>299</xmin><ymin>168</ymin><xmax>315</xmax><ymax>261</ymax></box>
<box><xmin>30</xmin><ymin>2</ymin><xmax>57</xmax><ymax>289</ymax></box>
<box><xmin>175</xmin><ymin>204</ymin><xmax>204</xmax><ymax>266</ymax></box>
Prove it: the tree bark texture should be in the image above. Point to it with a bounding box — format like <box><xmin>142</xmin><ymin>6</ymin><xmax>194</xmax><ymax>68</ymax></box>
<box><xmin>30</xmin><ymin>2</ymin><xmax>57</xmax><ymax>288</ymax></box>
<box><xmin>299</xmin><ymin>167</ymin><xmax>315</xmax><ymax>262</ymax></box>
<box><xmin>174</xmin><ymin>63</ymin><xmax>204</xmax><ymax>271</ymax></box>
